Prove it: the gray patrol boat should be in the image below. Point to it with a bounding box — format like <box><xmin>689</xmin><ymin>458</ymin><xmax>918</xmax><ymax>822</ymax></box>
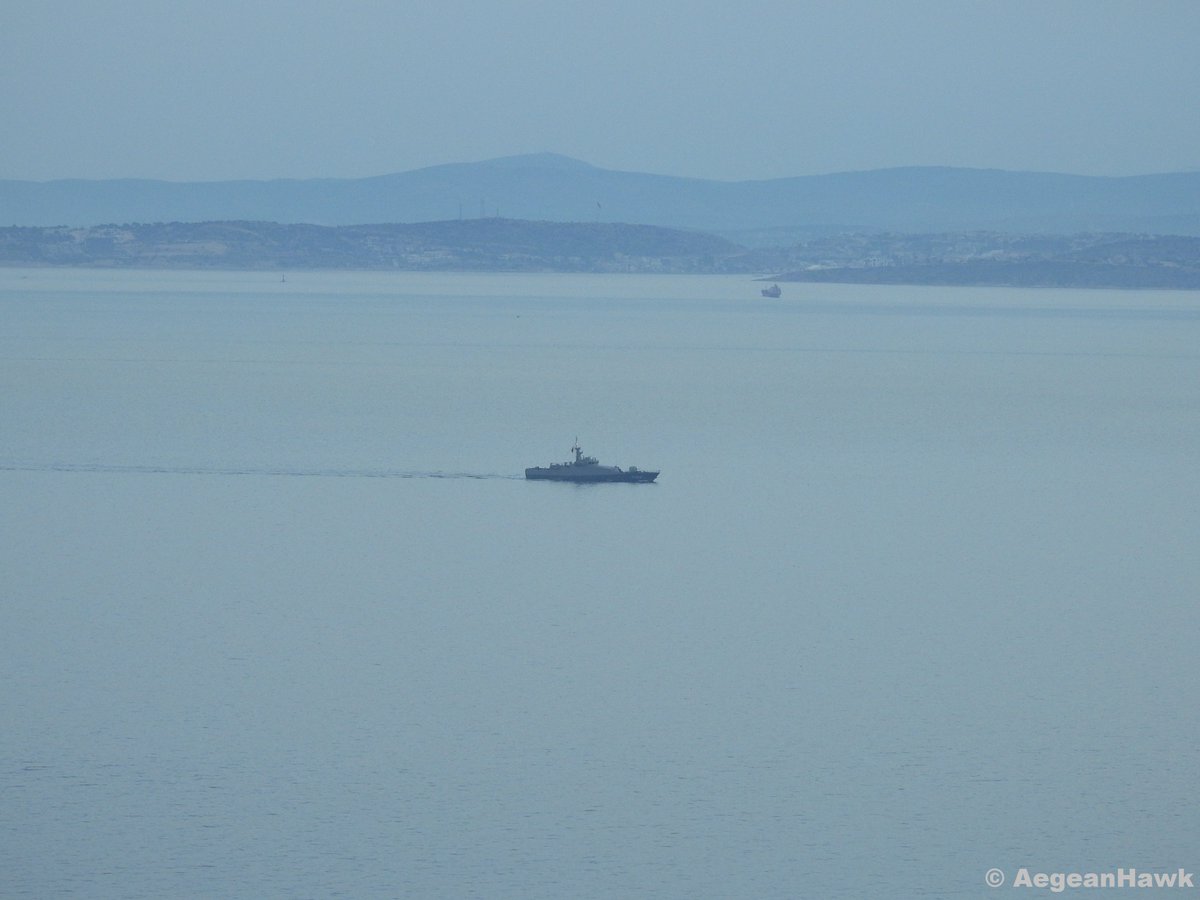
<box><xmin>525</xmin><ymin>441</ymin><xmax>659</xmax><ymax>483</ymax></box>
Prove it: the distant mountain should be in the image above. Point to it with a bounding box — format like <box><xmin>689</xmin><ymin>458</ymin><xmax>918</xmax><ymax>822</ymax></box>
<box><xmin>3</xmin><ymin>153</ymin><xmax>1200</xmax><ymax>238</ymax></box>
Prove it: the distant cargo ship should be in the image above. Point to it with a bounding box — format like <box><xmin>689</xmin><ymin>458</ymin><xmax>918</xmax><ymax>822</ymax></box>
<box><xmin>761</xmin><ymin>283</ymin><xmax>782</xmax><ymax>298</ymax></box>
<box><xmin>525</xmin><ymin>441</ymin><xmax>658</xmax><ymax>483</ymax></box>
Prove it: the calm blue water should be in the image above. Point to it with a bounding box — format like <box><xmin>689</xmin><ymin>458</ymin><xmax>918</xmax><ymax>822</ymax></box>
<box><xmin>3</xmin><ymin>269</ymin><xmax>1198</xmax><ymax>897</ymax></box>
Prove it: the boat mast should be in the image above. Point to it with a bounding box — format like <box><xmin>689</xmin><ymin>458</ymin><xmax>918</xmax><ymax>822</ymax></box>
<box><xmin>572</xmin><ymin>438</ymin><xmax>583</xmax><ymax>464</ymax></box>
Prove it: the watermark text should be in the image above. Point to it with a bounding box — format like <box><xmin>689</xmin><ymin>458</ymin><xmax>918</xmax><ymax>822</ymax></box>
<box><xmin>986</xmin><ymin>867</ymin><xmax>1194</xmax><ymax>891</ymax></box>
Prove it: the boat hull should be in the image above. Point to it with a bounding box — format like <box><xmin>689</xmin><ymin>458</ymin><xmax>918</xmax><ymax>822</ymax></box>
<box><xmin>525</xmin><ymin>468</ymin><xmax>658</xmax><ymax>483</ymax></box>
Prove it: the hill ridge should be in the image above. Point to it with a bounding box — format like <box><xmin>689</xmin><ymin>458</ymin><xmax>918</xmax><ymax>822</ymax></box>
<box><xmin>4</xmin><ymin>154</ymin><xmax>1200</xmax><ymax>237</ymax></box>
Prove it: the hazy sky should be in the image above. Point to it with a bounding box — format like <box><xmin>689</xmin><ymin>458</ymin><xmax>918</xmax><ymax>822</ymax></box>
<box><xmin>3</xmin><ymin>0</ymin><xmax>1199</xmax><ymax>182</ymax></box>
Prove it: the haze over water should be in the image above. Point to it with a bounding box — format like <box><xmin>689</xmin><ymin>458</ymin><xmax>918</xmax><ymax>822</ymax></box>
<box><xmin>2</xmin><ymin>269</ymin><xmax>1198</xmax><ymax>897</ymax></box>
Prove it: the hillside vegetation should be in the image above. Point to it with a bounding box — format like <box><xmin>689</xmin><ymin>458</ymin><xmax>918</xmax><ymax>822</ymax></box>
<box><xmin>3</xmin><ymin>219</ymin><xmax>1199</xmax><ymax>289</ymax></box>
<box><xmin>0</xmin><ymin>219</ymin><xmax>740</xmax><ymax>273</ymax></box>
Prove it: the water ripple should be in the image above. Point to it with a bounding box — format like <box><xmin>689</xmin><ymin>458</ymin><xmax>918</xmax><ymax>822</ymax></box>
<box><xmin>0</xmin><ymin>462</ymin><xmax>523</xmax><ymax>480</ymax></box>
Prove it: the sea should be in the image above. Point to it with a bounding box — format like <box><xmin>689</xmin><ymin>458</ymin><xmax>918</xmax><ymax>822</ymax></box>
<box><xmin>2</xmin><ymin>268</ymin><xmax>1198</xmax><ymax>898</ymax></box>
